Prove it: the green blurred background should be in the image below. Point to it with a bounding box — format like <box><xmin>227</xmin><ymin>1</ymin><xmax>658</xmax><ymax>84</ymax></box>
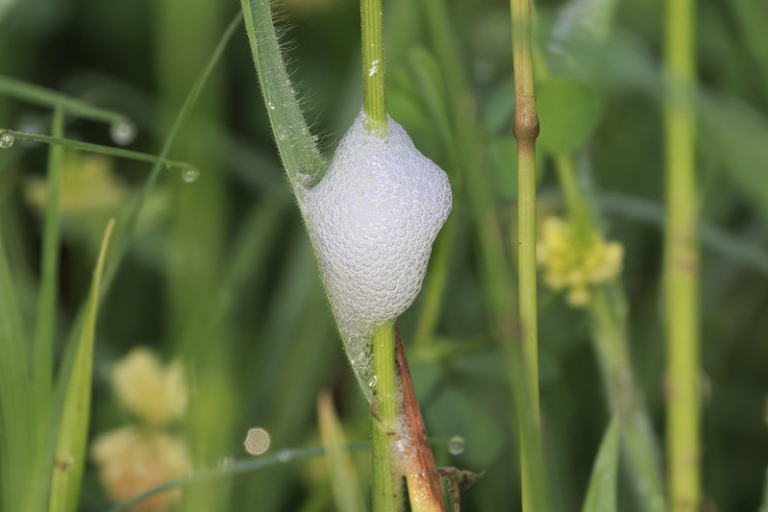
<box><xmin>0</xmin><ymin>0</ymin><xmax>766</xmax><ymax>510</ymax></box>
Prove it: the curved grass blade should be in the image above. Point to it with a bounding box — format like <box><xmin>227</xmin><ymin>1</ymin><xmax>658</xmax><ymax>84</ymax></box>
<box><xmin>0</xmin><ymin>225</ymin><xmax>33</xmax><ymax>512</ymax></box>
<box><xmin>318</xmin><ymin>392</ymin><xmax>368</xmax><ymax>512</ymax></box>
<box><xmin>0</xmin><ymin>74</ymin><xmax>127</xmax><ymax>124</ymax></box>
<box><xmin>48</xmin><ymin>219</ymin><xmax>114</xmax><ymax>512</ymax></box>
<box><xmin>240</xmin><ymin>0</ymin><xmax>326</xmax><ymax>195</ymax></box>
<box><xmin>581</xmin><ymin>414</ymin><xmax>621</xmax><ymax>512</ymax></box>
<box><xmin>108</xmin><ymin>442</ymin><xmax>371</xmax><ymax>512</ymax></box>
<box><xmin>0</xmin><ymin>129</ymin><xmax>194</xmax><ymax>171</ymax></box>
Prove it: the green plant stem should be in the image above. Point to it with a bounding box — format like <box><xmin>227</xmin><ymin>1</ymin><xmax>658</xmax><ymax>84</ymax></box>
<box><xmin>589</xmin><ymin>285</ymin><xmax>666</xmax><ymax>512</ymax></box>
<box><xmin>361</xmin><ymin>0</ymin><xmax>386</xmax><ymax>128</ymax></box>
<box><xmin>0</xmin><ymin>75</ymin><xmax>127</xmax><ymax>124</ymax></box>
<box><xmin>416</xmin><ymin>0</ymin><xmax>548</xmax><ymax>509</ymax></box>
<box><xmin>664</xmin><ymin>0</ymin><xmax>699</xmax><ymax>507</ymax></box>
<box><xmin>0</xmin><ymin>128</ymin><xmax>195</xmax><ymax>171</ymax></box>
<box><xmin>510</xmin><ymin>0</ymin><xmax>542</xmax><ymax>509</ymax></box>
<box><xmin>371</xmin><ymin>322</ymin><xmax>402</xmax><ymax>512</ymax></box>
<box><xmin>33</xmin><ymin>105</ymin><xmax>64</xmax><ymax>403</ymax></box>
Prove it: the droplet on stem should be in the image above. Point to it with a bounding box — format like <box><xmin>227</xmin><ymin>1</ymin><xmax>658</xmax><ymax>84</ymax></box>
<box><xmin>244</xmin><ymin>427</ymin><xmax>271</xmax><ymax>456</ymax></box>
<box><xmin>0</xmin><ymin>131</ymin><xmax>15</xmax><ymax>149</ymax></box>
<box><xmin>110</xmin><ymin>118</ymin><xmax>137</xmax><ymax>146</ymax></box>
<box><xmin>181</xmin><ymin>167</ymin><xmax>199</xmax><ymax>183</ymax></box>
<box><xmin>447</xmin><ymin>435</ymin><xmax>466</xmax><ymax>455</ymax></box>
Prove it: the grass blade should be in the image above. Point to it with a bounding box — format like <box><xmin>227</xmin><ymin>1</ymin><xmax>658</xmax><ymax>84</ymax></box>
<box><xmin>33</xmin><ymin>105</ymin><xmax>65</xmax><ymax>405</ymax></box>
<box><xmin>318</xmin><ymin>392</ymin><xmax>367</xmax><ymax>512</ymax></box>
<box><xmin>48</xmin><ymin>219</ymin><xmax>115</xmax><ymax>512</ymax></box>
<box><xmin>581</xmin><ymin>415</ymin><xmax>621</xmax><ymax>512</ymax></box>
<box><xmin>0</xmin><ymin>224</ymin><xmax>33</xmax><ymax>512</ymax></box>
<box><xmin>0</xmin><ymin>74</ymin><xmax>127</xmax><ymax>124</ymax></box>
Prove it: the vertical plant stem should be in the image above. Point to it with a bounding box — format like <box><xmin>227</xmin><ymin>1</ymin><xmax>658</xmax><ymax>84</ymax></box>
<box><xmin>33</xmin><ymin>104</ymin><xmax>64</xmax><ymax>403</ymax></box>
<box><xmin>510</xmin><ymin>0</ymin><xmax>542</xmax><ymax>510</ymax></box>
<box><xmin>589</xmin><ymin>285</ymin><xmax>666</xmax><ymax>512</ymax></box>
<box><xmin>371</xmin><ymin>322</ymin><xmax>402</xmax><ymax>512</ymax></box>
<box><xmin>361</xmin><ymin>0</ymin><xmax>387</xmax><ymax>128</ymax></box>
<box><xmin>664</xmin><ymin>0</ymin><xmax>699</xmax><ymax>508</ymax></box>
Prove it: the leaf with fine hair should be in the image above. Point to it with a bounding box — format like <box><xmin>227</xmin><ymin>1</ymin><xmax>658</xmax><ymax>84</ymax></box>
<box><xmin>581</xmin><ymin>414</ymin><xmax>620</xmax><ymax>512</ymax></box>
<box><xmin>48</xmin><ymin>219</ymin><xmax>114</xmax><ymax>512</ymax></box>
<box><xmin>239</xmin><ymin>0</ymin><xmax>326</xmax><ymax>195</ymax></box>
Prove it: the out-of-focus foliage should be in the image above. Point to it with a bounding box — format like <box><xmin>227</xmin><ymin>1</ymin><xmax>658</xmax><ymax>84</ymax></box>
<box><xmin>0</xmin><ymin>0</ymin><xmax>766</xmax><ymax>510</ymax></box>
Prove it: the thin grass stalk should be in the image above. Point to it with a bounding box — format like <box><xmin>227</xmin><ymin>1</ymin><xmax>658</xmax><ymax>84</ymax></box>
<box><xmin>551</xmin><ymin>153</ymin><xmax>666</xmax><ymax>511</ymax></box>
<box><xmin>0</xmin><ymin>129</ymin><xmax>195</xmax><ymax>171</ymax></box>
<box><xmin>417</xmin><ymin>0</ymin><xmax>549</xmax><ymax>508</ymax></box>
<box><xmin>33</xmin><ymin>104</ymin><xmax>64</xmax><ymax>408</ymax></box>
<box><xmin>371</xmin><ymin>322</ymin><xmax>402</xmax><ymax>512</ymax></box>
<box><xmin>0</xmin><ymin>75</ymin><xmax>127</xmax><ymax>124</ymax></box>
<box><xmin>510</xmin><ymin>0</ymin><xmax>543</xmax><ymax>509</ymax></box>
<box><xmin>663</xmin><ymin>0</ymin><xmax>700</xmax><ymax>508</ymax></box>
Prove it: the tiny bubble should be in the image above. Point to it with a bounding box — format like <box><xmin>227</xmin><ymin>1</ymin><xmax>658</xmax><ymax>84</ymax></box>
<box><xmin>110</xmin><ymin>118</ymin><xmax>137</xmax><ymax>146</ymax></box>
<box><xmin>0</xmin><ymin>131</ymin><xmax>15</xmax><ymax>149</ymax></box>
<box><xmin>368</xmin><ymin>375</ymin><xmax>377</xmax><ymax>389</ymax></box>
<box><xmin>244</xmin><ymin>427</ymin><xmax>271</xmax><ymax>455</ymax></box>
<box><xmin>268</xmin><ymin>102</ymin><xmax>276</xmax><ymax>110</ymax></box>
<box><xmin>447</xmin><ymin>435</ymin><xmax>466</xmax><ymax>455</ymax></box>
<box><xmin>181</xmin><ymin>167</ymin><xmax>199</xmax><ymax>183</ymax></box>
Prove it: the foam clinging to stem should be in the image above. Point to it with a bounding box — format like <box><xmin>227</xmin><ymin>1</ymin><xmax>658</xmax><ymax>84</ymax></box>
<box><xmin>302</xmin><ymin>110</ymin><xmax>452</xmax><ymax>395</ymax></box>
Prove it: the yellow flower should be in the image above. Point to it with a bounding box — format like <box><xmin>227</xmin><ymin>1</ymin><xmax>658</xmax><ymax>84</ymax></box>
<box><xmin>537</xmin><ymin>217</ymin><xmax>624</xmax><ymax>307</ymax></box>
<box><xmin>24</xmin><ymin>151</ymin><xmax>128</xmax><ymax>216</ymax></box>
<box><xmin>112</xmin><ymin>347</ymin><xmax>187</xmax><ymax>426</ymax></box>
<box><xmin>91</xmin><ymin>427</ymin><xmax>191</xmax><ymax>512</ymax></box>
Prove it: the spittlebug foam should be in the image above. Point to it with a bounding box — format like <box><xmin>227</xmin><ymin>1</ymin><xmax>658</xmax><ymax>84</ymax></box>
<box><xmin>301</xmin><ymin>110</ymin><xmax>452</xmax><ymax>400</ymax></box>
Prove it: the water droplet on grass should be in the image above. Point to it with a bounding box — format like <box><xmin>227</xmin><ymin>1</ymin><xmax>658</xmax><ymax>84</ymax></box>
<box><xmin>110</xmin><ymin>118</ymin><xmax>137</xmax><ymax>146</ymax></box>
<box><xmin>448</xmin><ymin>435</ymin><xmax>466</xmax><ymax>455</ymax></box>
<box><xmin>244</xmin><ymin>427</ymin><xmax>271</xmax><ymax>455</ymax></box>
<box><xmin>181</xmin><ymin>167</ymin><xmax>199</xmax><ymax>183</ymax></box>
<box><xmin>368</xmin><ymin>375</ymin><xmax>377</xmax><ymax>389</ymax></box>
<box><xmin>268</xmin><ymin>102</ymin><xmax>276</xmax><ymax>110</ymax></box>
<box><xmin>0</xmin><ymin>132</ymin><xmax>15</xmax><ymax>149</ymax></box>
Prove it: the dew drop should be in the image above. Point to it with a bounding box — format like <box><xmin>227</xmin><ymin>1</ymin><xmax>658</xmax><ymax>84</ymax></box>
<box><xmin>368</xmin><ymin>375</ymin><xmax>377</xmax><ymax>389</ymax></box>
<box><xmin>268</xmin><ymin>101</ymin><xmax>276</xmax><ymax>110</ymax></box>
<box><xmin>277</xmin><ymin>450</ymin><xmax>291</xmax><ymax>463</ymax></box>
<box><xmin>244</xmin><ymin>427</ymin><xmax>271</xmax><ymax>456</ymax></box>
<box><xmin>181</xmin><ymin>167</ymin><xmax>199</xmax><ymax>183</ymax></box>
<box><xmin>312</xmin><ymin>134</ymin><xmax>319</xmax><ymax>142</ymax></box>
<box><xmin>110</xmin><ymin>118</ymin><xmax>137</xmax><ymax>146</ymax></box>
<box><xmin>0</xmin><ymin>131</ymin><xmax>15</xmax><ymax>149</ymax></box>
<box><xmin>300</xmin><ymin>127</ymin><xmax>308</xmax><ymax>135</ymax></box>
<box><xmin>447</xmin><ymin>435</ymin><xmax>466</xmax><ymax>455</ymax></box>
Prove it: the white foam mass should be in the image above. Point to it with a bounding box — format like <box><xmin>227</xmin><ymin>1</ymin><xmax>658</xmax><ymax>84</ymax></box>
<box><xmin>302</xmin><ymin>110</ymin><xmax>452</xmax><ymax>391</ymax></box>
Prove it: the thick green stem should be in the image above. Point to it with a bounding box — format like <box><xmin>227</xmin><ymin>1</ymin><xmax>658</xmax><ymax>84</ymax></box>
<box><xmin>371</xmin><ymin>322</ymin><xmax>402</xmax><ymax>512</ymax></box>
<box><xmin>664</xmin><ymin>0</ymin><xmax>699</xmax><ymax>508</ymax></box>
<box><xmin>361</xmin><ymin>0</ymin><xmax>386</xmax><ymax>129</ymax></box>
<box><xmin>511</xmin><ymin>0</ymin><xmax>542</xmax><ymax>509</ymax></box>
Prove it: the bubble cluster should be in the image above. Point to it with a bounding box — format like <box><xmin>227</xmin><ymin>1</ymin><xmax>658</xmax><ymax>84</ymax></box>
<box><xmin>302</xmin><ymin>110</ymin><xmax>452</xmax><ymax>393</ymax></box>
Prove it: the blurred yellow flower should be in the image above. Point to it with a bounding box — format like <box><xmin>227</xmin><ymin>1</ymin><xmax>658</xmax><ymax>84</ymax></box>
<box><xmin>24</xmin><ymin>151</ymin><xmax>128</xmax><ymax>215</ymax></box>
<box><xmin>91</xmin><ymin>427</ymin><xmax>191</xmax><ymax>512</ymax></box>
<box><xmin>112</xmin><ymin>347</ymin><xmax>187</xmax><ymax>426</ymax></box>
<box><xmin>537</xmin><ymin>217</ymin><xmax>624</xmax><ymax>307</ymax></box>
